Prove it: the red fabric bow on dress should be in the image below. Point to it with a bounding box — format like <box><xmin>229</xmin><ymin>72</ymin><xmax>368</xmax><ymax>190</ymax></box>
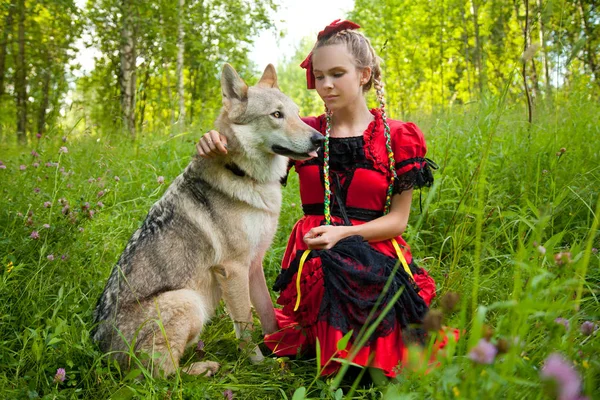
<box><xmin>300</xmin><ymin>19</ymin><xmax>361</xmax><ymax>89</ymax></box>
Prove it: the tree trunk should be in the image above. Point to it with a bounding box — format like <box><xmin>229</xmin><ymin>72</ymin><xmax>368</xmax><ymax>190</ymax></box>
<box><xmin>15</xmin><ymin>0</ymin><xmax>26</xmax><ymax>144</ymax></box>
<box><xmin>138</xmin><ymin>66</ymin><xmax>150</xmax><ymax>131</ymax></box>
<box><xmin>37</xmin><ymin>61</ymin><xmax>51</xmax><ymax>135</ymax></box>
<box><xmin>0</xmin><ymin>0</ymin><xmax>16</xmax><ymax>99</ymax></box>
<box><xmin>536</xmin><ymin>0</ymin><xmax>551</xmax><ymax>94</ymax></box>
<box><xmin>469</xmin><ymin>0</ymin><xmax>484</xmax><ymax>95</ymax></box>
<box><xmin>176</xmin><ymin>0</ymin><xmax>185</xmax><ymax>127</ymax></box>
<box><xmin>461</xmin><ymin>5</ymin><xmax>472</xmax><ymax>102</ymax></box>
<box><xmin>522</xmin><ymin>0</ymin><xmax>533</xmax><ymax>124</ymax></box>
<box><xmin>120</xmin><ymin>0</ymin><xmax>137</xmax><ymax>139</ymax></box>
<box><xmin>577</xmin><ymin>0</ymin><xmax>600</xmax><ymax>90</ymax></box>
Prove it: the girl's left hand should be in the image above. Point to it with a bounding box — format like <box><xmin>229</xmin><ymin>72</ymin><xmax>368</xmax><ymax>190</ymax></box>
<box><xmin>303</xmin><ymin>225</ymin><xmax>350</xmax><ymax>250</ymax></box>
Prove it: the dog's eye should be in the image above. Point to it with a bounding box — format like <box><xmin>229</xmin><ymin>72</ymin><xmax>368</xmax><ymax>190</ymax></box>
<box><xmin>271</xmin><ymin>111</ymin><xmax>283</xmax><ymax>119</ymax></box>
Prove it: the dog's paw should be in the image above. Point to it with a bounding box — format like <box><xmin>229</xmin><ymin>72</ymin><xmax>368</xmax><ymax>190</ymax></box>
<box><xmin>185</xmin><ymin>361</ymin><xmax>220</xmax><ymax>376</ymax></box>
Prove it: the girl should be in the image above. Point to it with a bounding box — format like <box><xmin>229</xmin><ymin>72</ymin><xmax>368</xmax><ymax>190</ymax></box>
<box><xmin>197</xmin><ymin>19</ymin><xmax>441</xmax><ymax>378</ymax></box>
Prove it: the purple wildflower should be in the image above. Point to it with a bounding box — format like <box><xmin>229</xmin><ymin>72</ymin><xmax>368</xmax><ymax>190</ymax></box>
<box><xmin>33</xmin><ymin>187</ymin><xmax>40</xmax><ymax>193</ymax></box>
<box><xmin>61</xmin><ymin>254</ymin><xmax>67</xmax><ymax>261</ymax></box>
<box><xmin>20</xmin><ymin>165</ymin><xmax>26</xmax><ymax>171</ymax></box>
<box><xmin>61</xmin><ymin>205</ymin><xmax>70</xmax><ymax>215</ymax></box>
<box><xmin>82</xmin><ymin>202</ymin><xmax>90</xmax><ymax>210</ymax></box>
<box><xmin>47</xmin><ymin>254</ymin><xmax>54</xmax><ymax>261</ymax></box>
<box><xmin>555</xmin><ymin>318</ymin><xmax>570</xmax><ymax>329</ymax></box>
<box><xmin>580</xmin><ymin>321</ymin><xmax>597</xmax><ymax>336</ymax></box>
<box><xmin>59</xmin><ymin>146</ymin><xmax>68</xmax><ymax>154</ymax></box>
<box><xmin>88</xmin><ymin>178</ymin><xmax>94</xmax><ymax>183</ymax></box>
<box><xmin>30</xmin><ymin>231</ymin><xmax>40</xmax><ymax>240</ymax></box>
<box><xmin>31</xmin><ymin>150</ymin><xmax>39</xmax><ymax>157</ymax></box>
<box><xmin>33</xmin><ymin>162</ymin><xmax>39</xmax><ymax>168</ymax></box>
<box><xmin>157</xmin><ymin>176</ymin><xmax>165</xmax><ymax>184</ymax></box>
<box><xmin>97</xmin><ymin>201</ymin><xmax>104</xmax><ymax>208</ymax></box>
<box><xmin>0</xmin><ymin>165</ymin><xmax>6</xmax><ymax>169</ymax></box>
<box><xmin>468</xmin><ymin>339</ymin><xmax>497</xmax><ymax>364</ymax></box>
<box><xmin>197</xmin><ymin>340</ymin><xmax>205</xmax><ymax>351</ymax></box>
<box><xmin>97</xmin><ymin>190</ymin><xmax>105</xmax><ymax>198</ymax></box>
<box><xmin>540</xmin><ymin>353</ymin><xmax>582</xmax><ymax>400</ymax></box>
<box><xmin>223</xmin><ymin>389</ymin><xmax>234</xmax><ymax>400</ymax></box>
<box><xmin>53</xmin><ymin>368</ymin><xmax>66</xmax><ymax>383</ymax></box>
<box><xmin>36</xmin><ymin>133</ymin><xmax>42</xmax><ymax>139</ymax></box>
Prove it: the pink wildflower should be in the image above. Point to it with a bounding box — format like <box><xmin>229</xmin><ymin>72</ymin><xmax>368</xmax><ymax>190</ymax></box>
<box><xmin>78</xmin><ymin>227</ymin><xmax>84</xmax><ymax>232</ymax></box>
<box><xmin>30</xmin><ymin>231</ymin><xmax>40</xmax><ymax>240</ymax></box>
<box><xmin>47</xmin><ymin>254</ymin><xmax>54</xmax><ymax>261</ymax></box>
<box><xmin>33</xmin><ymin>162</ymin><xmax>39</xmax><ymax>168</ymax></box>
<box><xmin>97</xmin><ymin>190</ymin><xmax>105</xmax><ymax>198</ymax></box>
<box><xmin>468</xmin><ymin>339</ymin><xmax>497</xmax><ymax>364</ymax></box>
<box><xmin>36</xmin><ymin>133</ymin><xmax>42</xmax><ymax>139</ymax></box>
<box><xmin>53</xmin><ymin>368</ymin><xmax>66</xmax><ymax>383</ymax></box>
<box><xmin>540</xmin><ymin>353</ymin><xmax>582</xmax><ymax>400</ymax></box>
<box><xmin>44</xmin><ymin>202</ymin><xmax>51</xmax><ymax>208</ymax></box>
<box><xmin>88</xmin><ymin>178</ymin><xmax>94</xmax><ymax>183</ymax></box>
<box><xmin>157</xmin><ymin>176</ymin><xmax>165</xmax><ymax>184</ymax></box>
<box><xmin>555</xmin><ymin>318</ymin><xmax>570</xmax><ymax>329</ymax></box>
<box><xmin>59</xmin><ymin>146</ymin><xmax>68</xmax><ymax>154</ymax></box>
<box><xmin>97</xmin><ymin>201</ymin><xmax>104</xmax><ymax>208</ymax></box>
<box><xmin>31</xmin><ymin>150</ymin><xmax>39</xmax><ymax>157</ymax></box>
<box><xmin>0</xmin><ymin>165</ymin><xmax>6</xmax><ymax>169</ymax></box>
<box><xmin>61</xmin><ymin>205</ymin><xmax>70</xmax><ymax>215</ymax></box>
<box><xmin>223</xmin><ymin>389</ymin><xmax>234</xmax><ymax>400</ymax></box>
<box><xmin>61</xmin><ymin>254</ymin><xmax>67</xmax><ymax>261</ymax></box>
<box><xmin>82</xmin><ymin>202</ymin><xmax>90</xmax><ymax>210</ymax></box>
<box><xmin>43</xmin><ymin>224</ymin><xmax>50</xmax><ymax>229</ymax></box>
<box><xmin>20</xmin><ymin>165</ymin><xmax>26</xmax><ymax>171</ymax></box>
<box><xmin>33</xmin><ymin>187</ymin><xmax>40</xmax><ymax>193</ymax></box>
<box><xmin>580</xmin><ymin>321</ymin><xmax>597</xmax><ymax>336</ymax></box>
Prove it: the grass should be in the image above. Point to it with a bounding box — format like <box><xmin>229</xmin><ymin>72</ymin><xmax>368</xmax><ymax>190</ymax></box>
<box><xmin>0</xmin><ymin>92</ymin><xmax>598</xmax><ymax>399</ymax></box>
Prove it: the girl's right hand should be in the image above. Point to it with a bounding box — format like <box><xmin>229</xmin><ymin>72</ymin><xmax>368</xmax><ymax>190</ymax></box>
<box><xmin>196</xmin><ymin>130</ymin><xmax>228</xmax><ymax>158</ymax></box>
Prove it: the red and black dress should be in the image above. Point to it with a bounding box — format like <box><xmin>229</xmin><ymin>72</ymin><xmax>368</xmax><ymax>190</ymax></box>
<box><xmin>264</xmin><ymin>109</ymin><xmax>439</xmax><ymax>377</ymax></box>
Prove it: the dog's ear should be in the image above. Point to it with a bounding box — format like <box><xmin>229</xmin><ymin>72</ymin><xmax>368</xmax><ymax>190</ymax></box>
<box><xmin>221</xmin><ymin>64</ymin><xmax>248</xmax><ymax>103</ymax></box>
<box><xmin>257</xmin><ymin>64</ymin><xmax>279</xmax><ymax>89</ymax></box>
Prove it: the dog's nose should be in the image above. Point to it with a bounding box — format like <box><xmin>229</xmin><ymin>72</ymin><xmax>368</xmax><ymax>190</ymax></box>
<box><xmin>311</xmin><ymin>134</ymin><xmax>325</xmax><ymax>147</ymax></box>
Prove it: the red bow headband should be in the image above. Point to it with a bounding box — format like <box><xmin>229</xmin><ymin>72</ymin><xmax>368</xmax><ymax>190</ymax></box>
<box><xmin>300</xmin><ymin>19</ymin><xmax>361</xmax><ymax>89</ymax></box>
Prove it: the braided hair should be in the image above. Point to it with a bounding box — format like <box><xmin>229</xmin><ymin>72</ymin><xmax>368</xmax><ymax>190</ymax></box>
<box><xmin>315</xmin><ymin>29</ymin><xmax>397</xmax><ymax>224</ymax></box>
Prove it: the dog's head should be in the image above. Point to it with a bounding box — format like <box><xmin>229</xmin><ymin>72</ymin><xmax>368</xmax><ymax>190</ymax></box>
<box><xmin>219</xmin><ymin>64</ymin><xmax>324</xmax><ymax>161</ymax></box>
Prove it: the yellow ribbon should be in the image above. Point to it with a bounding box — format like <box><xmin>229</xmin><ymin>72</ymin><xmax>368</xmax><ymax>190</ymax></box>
<box><xmin>392</xmin><ymin>238</ymin><xmax>414</xmax><ymax>281</ymax></box>
<box><xmin>294</xmin><ymin>249</ymin><xmax>312</xmax><ymax>312</ymax></box>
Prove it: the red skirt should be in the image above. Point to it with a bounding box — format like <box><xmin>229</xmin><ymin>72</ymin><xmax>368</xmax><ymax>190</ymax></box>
<box><xmin>264</xmin><ymin>216</ymin><xmax>438</xmax><ymax>377</ymax></box>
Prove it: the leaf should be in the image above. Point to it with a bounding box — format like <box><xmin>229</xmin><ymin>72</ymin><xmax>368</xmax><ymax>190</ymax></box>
<box><xmin>336</xmin><ymin>330</ymin><xmax>353</xmax><ymax>352</ymax></box>
<box><xmin>291</xmin><ymin>387</ymin><xmax>306</xmax><ymax>400</ymax></box>
<box><xmin>110</xmin><ymin>386</ymin><xmax>135</xmax><ymax>400</ymax></box>
<box><xmin>122</xmin><ymin>369</ymin><xmax>142</xmax><ymax>382</ymax></box>
<box><xmin>315</xmin><ymin>337</ymin><xmax>321</xmax><ymax>375</ymax></box>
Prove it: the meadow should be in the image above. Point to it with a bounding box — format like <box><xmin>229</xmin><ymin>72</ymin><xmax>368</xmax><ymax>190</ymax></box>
<box><xmin>0</xmin><ymin>92</ymin><xmax>598</xmax><ymax>399</ymax></box>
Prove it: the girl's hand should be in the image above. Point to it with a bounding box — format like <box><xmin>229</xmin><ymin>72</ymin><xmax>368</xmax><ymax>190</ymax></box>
<box><xmin>303</xmin><ymin>225</ymin><xmax>351</xmax><ymax>250</ymax></box>
<box><xmin>196</xmin><ymin>130</ymin><xmax>228</xmax><ymax>158</ymax></box>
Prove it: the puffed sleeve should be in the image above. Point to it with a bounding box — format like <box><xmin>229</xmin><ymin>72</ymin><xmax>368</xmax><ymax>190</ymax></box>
<box><xmin>391</xmin><ymin>122</ymin><xmax>438</xmax><ymax>194</ymax></box>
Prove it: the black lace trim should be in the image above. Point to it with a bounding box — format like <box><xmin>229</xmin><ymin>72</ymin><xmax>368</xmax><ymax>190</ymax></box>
<box><xmin>300</xmin><ymin>136</ymin><xmax>376</xmax><ymax>172</ymax></box>
<box><xmin>302</xmin><ymin>203</ymin><xmax>383</xmax><ymax>222</ymax></box>
<box><xmin>273</xmin><ymin>236</ymin><xmax>428</xmax><ymax>345</ymax></box>
<box><xmin>393</xmin><ymin>157</ymin><xmax>438</xmax><ymax>194</ymax></box>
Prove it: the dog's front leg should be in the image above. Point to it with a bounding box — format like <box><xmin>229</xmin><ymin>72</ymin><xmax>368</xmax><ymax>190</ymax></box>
<box><xmin>249</xmin><ymin>256</ymin><xmax>277</xmax><ymax>334</ymax></box>
<box><xmin>214</xmin><ymin>263</ymin><xmax>265</xmax><ymax>363</ymax></box>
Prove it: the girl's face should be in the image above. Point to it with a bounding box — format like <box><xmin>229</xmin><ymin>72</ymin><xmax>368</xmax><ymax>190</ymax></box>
<box><xmin>312</xmin><ymin>44</ymin><xmax>370</xmax><ymax>112</ymax></box>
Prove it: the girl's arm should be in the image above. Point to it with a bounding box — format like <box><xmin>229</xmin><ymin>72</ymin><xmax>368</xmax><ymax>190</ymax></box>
<box><xmin>303</xmin><ymin>189</ymin><xmax>413</xmax><ymax>250</ymax></box>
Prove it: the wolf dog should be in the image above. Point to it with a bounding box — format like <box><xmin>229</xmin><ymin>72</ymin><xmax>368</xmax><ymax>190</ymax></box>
<box><xmin>92</xmin><ymin>63</ymin><xmax>324</xmax><ymax>377</ymax></box>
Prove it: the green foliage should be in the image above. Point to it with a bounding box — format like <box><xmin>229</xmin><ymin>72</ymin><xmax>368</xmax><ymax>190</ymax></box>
<box><xmin>0</xmin><ymin>92</ymin><xmax>598</xmax><ymax>399</ymax></box>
